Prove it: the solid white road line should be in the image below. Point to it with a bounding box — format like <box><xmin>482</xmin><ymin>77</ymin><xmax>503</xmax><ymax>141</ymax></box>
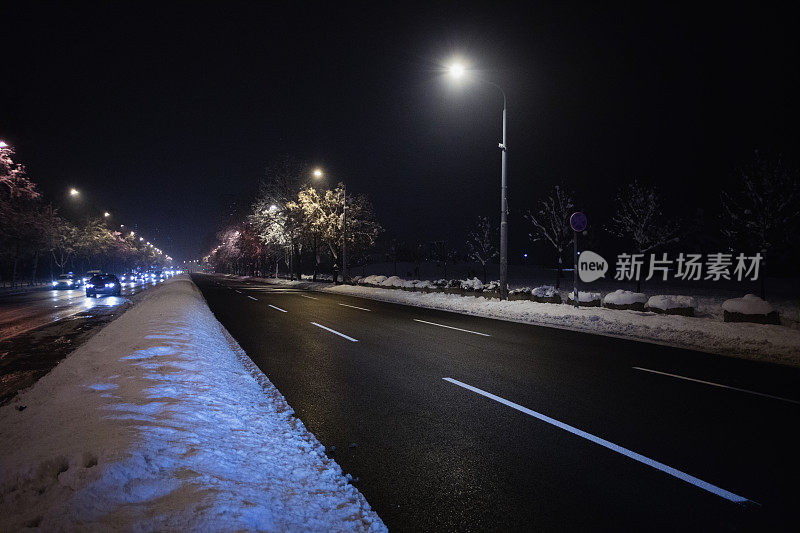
<box><xmin>413</xmin><ymin>319</ymin><xmax>490</xmax><ymax>337</ymax></box>
<box><xmin>339</xmin><ymin>303</ymin><xmax>371</xmax><ymax>312</ymax></box>
<box><xmin>298</xmin><ymin>294</ymin><xmax>318</xmax><ymax>300</ymax></box>
<box><xmin>247</xmin><ymin>295</ymin><xmax>258</xmax><ymax>301</ymax></box>
<box><xmin>633</xmin><ymin>366</ymin><xmax>800</xmax><ymax>405</ymax></box>
<box><xmin>268</xmin><ymin>304</ymin><xmax>287</xmax><ymax>313</ymax></box>
<box><xmin>443</xmin><ymin>377</ymin><xmax>757</xmax><ymax>506</ymax></box>
<box><xmin>310</xmin><ymin>322</ymin><xmax>359</xmax><ymax>342</ymax></box>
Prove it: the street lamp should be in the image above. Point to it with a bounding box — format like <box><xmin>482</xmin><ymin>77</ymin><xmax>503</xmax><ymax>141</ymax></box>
<box><xmin>0</xmin><ymin>141</ymin><xmax>8</xmax><ymax>148</ymax></box>
<box><xmin>312</xmin><ymin>167</ymin><xmax>348</xmax><ymax>283</ymax></box>
<box><xmin>447</xmin><ymin>60</ymin><xmax>510</xmax><ymax>299</ymax></box>
<box><xmin>104</xmin><ymin>211</ymin><xmax>110</xmax><ymax>218</ymax></box>
<box><xmin>69</xmin><ymin>188</ymin><xmax>79</xmax><ymax>197</ymax></box>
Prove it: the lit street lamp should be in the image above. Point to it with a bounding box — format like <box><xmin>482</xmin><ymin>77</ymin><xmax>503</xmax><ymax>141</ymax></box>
<box><xmin>312</xmin><ymin>168</ymin><xmax>348</xmax><ymax>283</ymax></box>
<box><xmin>447</xmin><ymin>61</ymin><xmax>510</xmax><ymax>299</ymax></box>
<box><xmin>0</xmin><ymin>141</ymin><xmax>8</xmax><ymax>148</ymax></box>
<box><xmin>104</xmin><ymin>211</ymin><xmax>110</xmax><ymax>218</ymax></box>
<box><xmin>69</xmin><ymin>188</ymin><xmax>79</xmax><ymax>197</ymax></box>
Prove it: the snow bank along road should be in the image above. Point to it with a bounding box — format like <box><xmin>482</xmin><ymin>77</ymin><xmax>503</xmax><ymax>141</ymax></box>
<box><xmin>0</xmin><ymin>278</ymin><xmax>385</xmax><ymax>531</ymax></box>
<box><xmin>193</xmin><ymin>274</ymin><xmax>800</xmax><ymax>531</ymax></box>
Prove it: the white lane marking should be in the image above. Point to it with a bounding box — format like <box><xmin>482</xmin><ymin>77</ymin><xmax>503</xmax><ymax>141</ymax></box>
<box><xmin>235</xmin><ymin>290</ymin><xmax>242</xmax><ymax>294</ymax></box>
<box><xmin>247</xmin><ymin>295</ymin><xmax>258</xmax><ymax>301</ymax></box>
<box><xmin>299</xmin><ymin>294</ymin><xmax>318</xmax><ymax>300</ymax></box>
<box><xmin>633</xmin><ymin>367</ymin><xmax>800</xmax><ymax>405</ymax></box>
<box><xmin>443</xmin><ymin>377</ymin><xmax>757</xmax><ymax>506</ymax></box>
<box><xmin>339</xmin><ymin>303</ymin><xmax>371</xmax><ymax>312</ymax></box>
<box><xmin>310</xmin><ymin>322</ymin><xmax>358</xmax><ymax>342</ymax></box>
<box><xmin>268</xmin><ymin>304</ymin><xmax>287</xmax><ymax>313</ymax></box>
<box><xmin>413</xmin><ymin>319</ymin><xmax>490</xmax><ymax>337</ymax></box>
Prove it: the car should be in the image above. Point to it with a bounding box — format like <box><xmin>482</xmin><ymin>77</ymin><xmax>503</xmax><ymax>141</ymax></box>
<box><xmin>85</xmin><ymin>274</ymin><xmax>122</xmax><ymax>297</ymax></box>
<box><xmin>52</xmin><ymin>273</ymin><xmax>83</xmax><ymax>290</ymax></box>
<box><xmin>119</xmin><ymin>272</ymin><xmax>139</xmax><ymax>284</ymax></box>
<box><xmin>82</xmin><ymin>269</ymin><xmax>102</xmax><ymax>284</ymax></box>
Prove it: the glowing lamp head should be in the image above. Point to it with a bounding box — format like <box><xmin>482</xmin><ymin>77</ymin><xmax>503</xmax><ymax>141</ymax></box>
<box><xmin>313</xmin><ymin>168</ymin><xmax>324</xmax><ymax>179</ymax></box>
<box><xmin>69</xmin><ymin>188</ymin><xmax>79</xmax><ymax>196</ymax></box>
<box><xmin>104</xmin><ymin>212</ymin><xmax>110</xmax><ymax>218</ymax></box>
<box><xmin>449</xmin><ymin>63</ymin><xmax>466</xmax><ymax>78</ymax></box>
<box><xmin>0</xmin><ymin>141</ymin><xmax>8</xmax><ymax>148</ymax></box>
<box><xmin>269</xmin><ymin>204</ymin><xmax>277</xmax><ymax>212</ymax></box>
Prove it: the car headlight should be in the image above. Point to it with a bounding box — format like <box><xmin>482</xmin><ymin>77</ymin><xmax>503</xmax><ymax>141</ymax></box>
<box><xmin>86</xmin><ymin>283</ymin><xmax>94</xmax><ymax>288</ymax></box>
<box><xmin>52</xmin><ymin>281</ymin><xmax>58</xmax><ymax>286</ymax></box>
<box><xmin>105</xmin><ymin>282</ymin><xmax>115</xmax><ymax>288</ymax></box>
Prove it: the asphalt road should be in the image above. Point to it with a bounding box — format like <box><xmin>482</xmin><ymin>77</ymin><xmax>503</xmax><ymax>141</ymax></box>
<box><xmin>193</xmin><ymin>274</ymin><xmax>800</xmax><ymax>531</ymax></box>
<box><xmin>0</xmin><ymin>281</ymin><xmax>153</xmax><ymax>341</ymax></box>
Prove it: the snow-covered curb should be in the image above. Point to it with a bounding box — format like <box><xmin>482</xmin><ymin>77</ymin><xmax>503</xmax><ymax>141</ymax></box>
<box><xmin>258</xmin><ymin>278</ymin><xmax>800</xmax><ymax>366</ymax></box>
<box><xmin>0</xmin><ymin>277</ymin><xmax>385</xmax><ymax>531</ymax></box>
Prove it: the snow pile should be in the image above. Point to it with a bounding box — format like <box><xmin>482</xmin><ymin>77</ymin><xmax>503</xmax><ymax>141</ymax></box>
<box><xmin>722</xmin><ymin>294</ymin><xmax>775</xmax><ymax>315</ymax></box>
<box><xmin>0</xmin><ymin>278</ymin><xmax>384</xmax><ymax>532</ymax></box>
<box><xmin>603</xmin><ymin>290</ymin><xmax>648</xmax><ymax>306</ymax></box>
<box><xmin>532</xmin><ymin>286</ymin><xmax>558</xmax><ymax>298</ymax></box>
<box><xmin>568</xmin><ymin>291</ymin><xmax>601</xmax><ymax>302</ymax></box>
<box><xmin>361</xmin><ymin>275</ymin><xmax>387</xmax><ymax>286</ymax></box>
<box><xmin>460</xmin><ymin>277</ymin><xmax>484</xmax><ymax>291</ymax></box>
<box><xmin>647</xmin><ymin>295</ymin><xmax>696</xmax><ymax>310</ymax></box>
<box><xmin>380</xmin><ymin>276</ymin><xmax>411</xmax><ymax>288</ymax></box>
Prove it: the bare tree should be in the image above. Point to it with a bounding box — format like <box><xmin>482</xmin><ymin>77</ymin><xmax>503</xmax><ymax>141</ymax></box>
<box><xmin>524</xmin><ymin>185</ymin><xmax>574</xmax><ymax>288</ymax></box>
<box><xmin>721</xmin><ymin>152</ymin><xmax>799</xmax><ymax>297</ymax></box>
<box><xmin>466</xmin><ymin>216</ymin><xmax>498</xmax><ymax>283</ymax></box>
<box><xmin>611</xmin><ymin>180</ymin><xmax>681</xmax><ymax>291</ymax></box>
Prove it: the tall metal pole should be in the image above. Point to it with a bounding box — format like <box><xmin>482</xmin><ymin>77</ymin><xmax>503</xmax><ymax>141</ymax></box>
<box><xmin>499</xmin><ymin>95</ymin><xmax>508</xmax><ymax>300</ymax></box>
<box><xmin>342</xmin><ymin>183</ymin><xmax>348</xmax><ymax>283</ymax></box>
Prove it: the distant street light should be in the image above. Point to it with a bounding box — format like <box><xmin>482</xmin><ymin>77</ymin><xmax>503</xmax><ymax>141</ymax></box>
<box><xmin>69</xmin><ymin>188</ymin><xmax>79</xmax><ymax>197</ymax></box>
<box><xmin>104</xmin><ymin>211</ymin><xmax>110</xmax><ymax>218</ymax></box>
<box><xmin>139</xmin><ymin>237</ymin><xmax>144</xmax><ymax>241</ymax></box>
<box><xmin>0</xmin><ymin>141</ymin><xmax>8</xmax><ymax>148</ymax></box>
<box><xmin>269</xmin><ymin>204</ymin><xmax>277</xmax><ymax>212</ymax></box>
<box><xmin>447</xmin><ymin>60</ymin><xmax>510</xmax><ymax>299</ymax></box>
<box><xmin>130</xmin><ymin>231</ymin><xmax>135</xmax><ymax>237</ymax></box>
<box><xmin>313</xmin><ymin>167</ymin><xmax>349</xmax><ymax>283</ymax></box>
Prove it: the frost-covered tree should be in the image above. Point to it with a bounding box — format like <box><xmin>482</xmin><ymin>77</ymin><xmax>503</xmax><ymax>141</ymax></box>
<box><xmin>1</xmin><ymin>142</ymin><xmax>43</xmax><ymax>285</ymax></box>
<box><xmin>314</xmin><ymin>184</ymin><xmax>381</xmax><ymax>282</ymax></box>
<box><xmin>466</xmin><ymin>216</ymin><xmax>497</xmax><ymax>283</ymax></box>
<box><xmin>611</xmin><ymin>180</ymin><xmax>681</xmax><ymax>291</ymax></box>
<box><xmin>524</xmin><ymin>185</ymin><xmax>574</xmax><ymax>288</ymax></box>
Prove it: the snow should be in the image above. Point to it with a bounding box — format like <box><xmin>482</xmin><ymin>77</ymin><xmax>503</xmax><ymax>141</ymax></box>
<box><xmin>256</xmin><ymin>277</ymin><xmax>800</xmax><ymax>366</ymax></box>
<box><xmin>532</xmin><ymin>285</ymin><xmax>558</xmax><ymax>298</ymax></box>
<box><xmin>603</xmin><ymin>290</ymin><xmax>648</xmax><ymax>306</ymax></box>
<box><xmin>360</xmin><ymin>275</ymin><xmax>387</xmax><ymax>286</ymax></box>
<box><xmin>380</xmin><ymin>275</ymin><xmax>410</xmax><ymax>288</ymax></box>
<box><xmin>0</xmin><ymin>277</ymin><xmax>385</xmax><ymax>532</ymax></box>
<box><xmin>646</xmin><ymin>295</ymin><xmax>697</xmax><ymax>310</ymax></box>
<box><xmin>568</xmin><ymin>291</ymin><xmax>601</xmax><ymax>302</ymax></box>
<box><xmin>722</xmin><ymin>294</ymin><xmax>775</xmax><ymax>315</ymax></box>
<box><xmin>460</xmin><ymin>277</ymin><xmax>484</xmax><ymax>291</ymax></box>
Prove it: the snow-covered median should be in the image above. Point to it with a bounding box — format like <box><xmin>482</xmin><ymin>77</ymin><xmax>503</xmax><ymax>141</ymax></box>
<box><xmin>0</xmin><ymin>277</ymin><xmax>385</xmax><ymax>532</ymax></box>
<box><xmin>260</xmin><ymin>278</ymin><xmax>800</xmax><ymax>366</ymax></box>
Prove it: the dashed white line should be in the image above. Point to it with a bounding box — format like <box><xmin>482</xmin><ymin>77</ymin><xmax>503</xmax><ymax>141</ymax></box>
<box><xmin>443</xmin><ymin>377</ymin><xmax>757</xmax><ymax>506</ymax></box>
<box><xmin>246</xmin><ymin>295</ymin><xmax>258</xmax><ymax>301</ymax></box>
<box><xmin>413</xmin><ymin>319</ymin><xmax>490</xmax><ymax>337</ymax></box>
<box><xmin>339</xmin><ymin>303</ymin><xmax>371</xmax><ymax>312</ymax></box>
<box><xmin>298</xmin><ymin>294</ymin><xmax>318</xmax><ymax>300</ymax></box>
<box><xmin>268</xmin><ymin>304</ymin><xmax>287</xmax><ymax>313</ymax></box>
<box><xmin>235</xmin><ymin>290</ymin><xmax>242</xmax><ymax>294</ymax></box>
<box><xmin>310</xmin><ymin>322</ymin><xmax>358</xmax><ymax>342</ymax></box>
<box><xmin>633</xmin><ymin>366</ymin><xmax>800</xmax><ymax>405</ymax></box>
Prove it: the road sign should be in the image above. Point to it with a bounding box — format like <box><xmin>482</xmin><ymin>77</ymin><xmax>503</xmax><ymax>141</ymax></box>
<box><xmin>570</xmin><ymin>212</ymin><xmax>587</xmax><ymax>232</ymax></box>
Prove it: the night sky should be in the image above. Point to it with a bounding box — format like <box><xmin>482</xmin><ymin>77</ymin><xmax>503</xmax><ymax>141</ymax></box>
<box><xmin>3</xmin><ymin>1</ymin><xmax>798</xmax><ymax>262</ymax></box>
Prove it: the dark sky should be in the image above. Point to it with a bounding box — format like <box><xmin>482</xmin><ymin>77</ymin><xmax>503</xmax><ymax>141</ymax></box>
<box><xmin>2</xmin><ymin>1</ymin><xmax>798</xmax><ymax>261</ymax></box>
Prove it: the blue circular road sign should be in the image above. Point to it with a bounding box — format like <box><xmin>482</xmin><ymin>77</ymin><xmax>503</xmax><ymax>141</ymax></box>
<box><xmin>570</xmin><ymin>211</ymin><xmax>587</xmax><ymax>232</ymax></box>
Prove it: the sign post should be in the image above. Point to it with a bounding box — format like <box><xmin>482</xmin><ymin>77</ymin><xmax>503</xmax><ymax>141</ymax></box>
<box><xmin>569</xmin><ymin>212</ymin><xmax>587</xmax><ymax>309</ymax></box>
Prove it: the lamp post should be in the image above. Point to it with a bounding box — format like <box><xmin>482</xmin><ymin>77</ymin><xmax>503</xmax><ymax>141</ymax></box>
<box><xmin>448</xmin><ymin>62</ymin><xmax>509</xmax><ymax>299</ymax></box>
<box><xmin>312</xmin><ymin>168</ymin><xmax>348</xmax><ymax>284</ymax></box>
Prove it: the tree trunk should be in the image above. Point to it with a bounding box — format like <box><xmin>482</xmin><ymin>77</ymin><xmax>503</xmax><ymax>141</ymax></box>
<box><xmin>30</xmin><ymin>250</ymin><xmax>39</xmax><ymax>286</ymax></box>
